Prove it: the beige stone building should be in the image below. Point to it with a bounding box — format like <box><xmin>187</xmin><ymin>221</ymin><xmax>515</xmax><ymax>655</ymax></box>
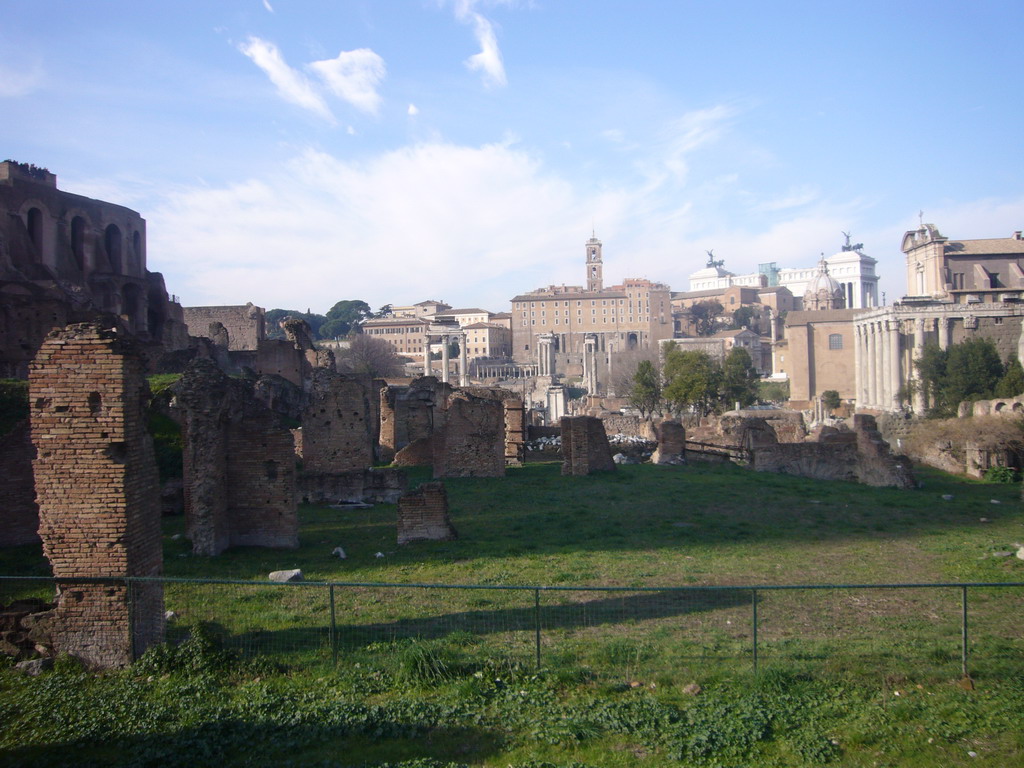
<box><xmin>361</xmin><ymin>316</ymin><xmax>431</xmax><ymax>359</ymax></box>
<box><xmin>775</xmin><ymin>309</ymin><xmax>859</xmax><ymax>409</ymax></box>
<box><xmin>511</xmin><ymin>236</ymin><xmax>673</xmax><ymax>370</ymax></box>
<box><xmin>903</xmin><ymin>224</ymin><xmax>1024</xmax><ymax>301</ymax></box>
<box><xmin>463</xmin><ymin>322</ymin><xmax>512</xmax><ymax>359</ymax></box>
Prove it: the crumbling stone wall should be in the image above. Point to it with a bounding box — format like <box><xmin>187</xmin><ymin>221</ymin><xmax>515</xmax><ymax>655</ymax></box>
<box><xmin>560</xmin><ymin>416</ymin><xmax>616</xmax><ymax>476</ymax></box>
<box><xmin>434</xmin><ymin>391</ymin><xmax>506</xmax><ymax>478</ymax></box>
<box><xmin>463</xmin><ymin>386</ymin><xmax>525</xmax><ymax>467</ymax></box>
<box><xmin>302</xmin><ymin>370</ymin><xmax>375</xmax><ymax>473</ymax></box>
<box><xmin>651</xmin><ymin>420</ymin><xmax>686</xmax><ymax>465</ymax></box>
<box><xmin>380</xmin><ymin>377</ymin><xmax>452</xmax><ymax>460</ymax></box>
<box><xmin>0</xmin><ymin>420</ymin><xmax>39</xmax><ymax>546</ymax></box>
<box><xmin>30</xmin><ymin>322</ymin><xmax>163</xmax><ymax>667</ymax></box>
<box><xmin>298</xmin><ymin>467</ymin><xmax>407</xmax><ymax>505</ymax></box>
<box><xmin>183</xmin><ymin>303</ymin><xmax>265</xmax><ymax>351</ymax></box>
<box><xmin>397</xmin><ymin>482</ymin><xmax>457</xmax><ymax>544</ymax></box>
<box><xmin>173</xmin><ymin>358</ymin><xmax>298</xmax><ymax>556</ymax></box>
<box><xmin>750</xmin><ymin>414</ymin><xmax>915</xmax><ymax>488</ymax></box>
<box><xmin>601</xmin><ymin>413</ymin><xmax>656</xmax><ymax>440</ymax></box>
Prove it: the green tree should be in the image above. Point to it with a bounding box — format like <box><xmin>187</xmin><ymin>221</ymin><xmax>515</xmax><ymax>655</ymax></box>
<box><xmin>320</xmin><ymin>300</ymin><xmax>373</xmax><ymax>339</ymax></box>
<box><xmin>821</xmin><ymin>389</ymin><xmax>842</xmax><ymax>411</ymax></box>
<box><xmin>995</xmin><ymin>355</ymin><xmax>1024</xmax><ymax>398</ymax></box>
<box><xmin>916</xmin><ymin>337</ymin><xmax>1004</xmax><ymax>417</ymax></box>
<box><xmin>265</xmin><ymin>309</ymin><xmax>327</xmax><ymax>340</ymax></box>
<box><xmin>663</xmin><ymin>347</ymin><xmax>722</xmax><ymax>416</ymax></box>
<box><xmin>731</xmin><ymin>305</ymin><xmax>757</xmax><ymax>332</ymax></box>
<box><xmin>629</xmin><ymin>360</ymin><xmax>662</xmax><ymax>418</ymax></box>
<box><xmin>687</xmin><ymin>301</ymin><xmax>724</xmax><ymax>336</ymax></box>
<box><xmin>721</xmin><ymin>347</ymin><xmax>759</xmax><ymax>408</ymax></box>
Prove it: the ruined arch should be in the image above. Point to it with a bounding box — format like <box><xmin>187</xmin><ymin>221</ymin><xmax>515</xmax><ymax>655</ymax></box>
<box><xmin>26</xmin><ymin>206</ymin><xmax>44</xmax><ymax>250</ymax></box>
<box><xmin>105</xmin><ymin>224</ymin><xmax>122</xmax><ymax>274</ymax></box>
<box><xmin>70</xmin><ymin>216</ymin><xmax>87</xmax><ymax>272</ymax></box>
<box><xmin>131</xmin><ymin>230</ymin><xmax>142</xmax><ymax>275</ymax></box>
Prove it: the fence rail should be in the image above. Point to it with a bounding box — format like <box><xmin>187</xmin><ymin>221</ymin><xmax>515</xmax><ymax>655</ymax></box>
<box><xmin>3</xmin><ymin>576</ymin><xmax>1022</xmax><ymax>679</ymax></box>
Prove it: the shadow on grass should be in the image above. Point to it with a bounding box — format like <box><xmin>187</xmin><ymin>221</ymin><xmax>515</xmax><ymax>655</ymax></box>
<box><xmin>0</xmin><ymin>721</ymin><xmax>500</xmax><ymax>768</ymax></box>
<box><xmin>221</xmin><ymin>585</ymin><xmax>751</xmax><ymax>653</ymax></box>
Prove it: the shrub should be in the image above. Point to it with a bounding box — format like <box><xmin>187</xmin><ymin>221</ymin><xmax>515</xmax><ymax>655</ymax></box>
<box><xmin>983</xmin><ymin>465</ymin><xmax>1019</xmax><ymax>483</ymax></box>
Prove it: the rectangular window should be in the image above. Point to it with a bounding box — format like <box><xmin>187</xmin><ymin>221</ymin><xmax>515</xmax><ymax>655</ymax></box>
<box><xmin>828</xmin><ymin>333</ymin><xmax>843</xmax><ymax>350</ymax></box>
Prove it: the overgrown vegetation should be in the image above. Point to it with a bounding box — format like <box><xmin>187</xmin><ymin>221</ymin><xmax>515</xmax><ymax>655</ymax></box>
<box><xmin>3</xmin><ymin>461</ymin><xmax>1024</xmax><ymax>765</ymax></box>
<box><xmin>915</xmin><ymin>337</ymin><xmax>1024</xmax><ymax>417</ymax></box>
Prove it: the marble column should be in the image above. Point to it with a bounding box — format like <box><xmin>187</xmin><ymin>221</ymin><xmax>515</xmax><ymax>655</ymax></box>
<box><xmin>938</xmin><ymin>315</ymin><xmax>951</xmax><ymax>350</ymax></box>
<box><xmin>459</xmin><ymin>332</ymin><xmax>468</xmax><ymax>387</ymax></box>
<box><xmin>866</xmin><ymin>322</ymin><xmax>878</xmax><ymax>408</ymax></box>
<box><xmin>423</xmin><ymin>333</ymin><xmax>431</xmax><ymax>376</ymax></box>
<box><xmin>441</xmin><ymin>333</ymin><xmax>450</xmax><ymax>384</ymax></box>
<box><xmin>912</xmin><ymin>318</ymin><xmax>926</xmax><ymax>413</ymax></box>
<box><xmin>887</xmin><ymin>319</ymin><xmax>901</xmax><ymax>410</ymax></box>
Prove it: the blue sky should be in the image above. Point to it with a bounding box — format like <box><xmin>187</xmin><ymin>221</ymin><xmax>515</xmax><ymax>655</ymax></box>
<box><xmin>3</xmin><ymin>1</ymin><xmax>1023</xmax><ymax>313</ymax></box>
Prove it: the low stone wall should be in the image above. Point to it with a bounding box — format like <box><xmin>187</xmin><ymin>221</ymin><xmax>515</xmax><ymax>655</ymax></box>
<box><xmin>298</xmin><ymin>468</ymin><xmax>407</xmax><ymax>505</ymax></box>
<box><xmin>397</xmin><ymin>482</ymin><xmax>457</xmax><ymax>544</ymax></box>
<box><xmin>561</xmin><ymin>416</ymin><xmax>616</xmax><ymax>476</ymax></box>
<box><xmin>600</xmin><ymin>413</ymin><xmax>655</xmax><ymax>440</ymax></box>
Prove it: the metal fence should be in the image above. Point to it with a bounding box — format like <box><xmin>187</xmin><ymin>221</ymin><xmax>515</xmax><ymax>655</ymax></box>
<box><xmin>3</xmin><ymin>576</ymin><xmax>1022</xmax><ymax>679</ymax></box>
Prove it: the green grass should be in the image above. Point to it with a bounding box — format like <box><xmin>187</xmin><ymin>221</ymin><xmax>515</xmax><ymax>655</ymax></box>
<box><xmin>2</xmin><ymin>460</ymin><xmax>1024</xmax><ymax>766</ymax></box>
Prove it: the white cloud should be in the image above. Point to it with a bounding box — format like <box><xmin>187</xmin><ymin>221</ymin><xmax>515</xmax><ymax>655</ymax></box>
<box><xmin>238</xmin><ymin>37</ymin><xmax>334</xmax><ymax>122</ymax></box>
<box><xmin>262</xmin><ymin>0</ymin><xmax>274</xmax><ymax>12</ymax></box>
<box><xmin>659</xmin><ymin>104</ymin><xmax>738</xmax><ymax>181</ymax></box>
<box><xmin>308</xmin><ymin>48</ymin><xmax>386</xmax><ymax>115</ymax></box>
<box><xmin>408</xmin><ymin>103</ymin><xmax>419</xmax><ymax>116</ymax></box>
<box><xmin>451</xmin><ymin>1</ymin><xmax>507</xmax><ymax>87</ymax></box>
<box><xmin>754</xmin><ymin>185</ymin><xmax>820</xmax><ymax>212</ymax></box>
<box><xmin>0</xmin><ymin>62</ymin><xmax>44</xmax><ymax>98</ymax></box>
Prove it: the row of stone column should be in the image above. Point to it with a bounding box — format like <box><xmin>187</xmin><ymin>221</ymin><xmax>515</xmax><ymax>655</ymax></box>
<box><xmin>422</xmin><ymin>329</ymin><xmax>469</xmax><ymax>386</ymax></box>
<box><xmin>856</xmin><ymin>314</ymin><xmax>957</xmax><ymax>411</ymax></box>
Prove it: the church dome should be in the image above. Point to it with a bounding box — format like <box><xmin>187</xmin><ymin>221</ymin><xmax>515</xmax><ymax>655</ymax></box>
<box><xmin>803</xmin><ymin>258</ymin><xmax>845</xmax><ymax>310</ymax></box>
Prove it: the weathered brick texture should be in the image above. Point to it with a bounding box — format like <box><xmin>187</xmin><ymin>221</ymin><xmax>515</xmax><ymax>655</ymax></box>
<box><xmin>0</xmin><ymin>420</ymin><xmax>39</xmax><ymax>546</ymax></box>
<box><xmin>560</xmin><ymin>416</ymin><xmax>616</xmax><ymax>476</ymax></box>
<box><xmin>651</xmin><ymin>420</ymin><xmax>686</xmax><ymax>465</ymax></box>
<box><xmin>30</xmin><ymin>322</ymin><xmax>164</xmax><ymax>668</ymax></box>
<box><xmin>173</xmin><ymin>358</ymin><xmax>298</xmax><ymax>555</ymax></box>
<box><xmin>397</xmin><ymin>482</ymin><xmax>457</xmax><ymax>544</ymax></box>
<box><xmin>301</xmin><ymin>370</ymin><xmax>375</xmax><ymax>473</ymax></box>
<box><xmin>434</xmin><ymin>392</ymin><xmax>506</xmax><ymax>478</ymax></box>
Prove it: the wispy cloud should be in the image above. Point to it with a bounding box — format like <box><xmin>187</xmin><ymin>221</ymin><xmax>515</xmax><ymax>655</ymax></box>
<box><xmin>408</xmin><ymin>103</ymin><xmax>419</xmax><ymax>116</ymax></box>
<box><xmin>308</xmin><ymin>48</ymin><xmax>386</xmax><ymax>115</ymax></box>
<box><xmin>0</xmin><ymin>61</ymin><xmax>44</xmax><ymax>98</ymax></box>
<box><xmin>754</xmin><ymin>185</ymin><xmax>820</xmax><ymax>212</ymax></box>
<box><xmin>660</xmin><ymin>104</ymin><xmax>738</xmax><ymax>180</ymax></box>
<box><xmin>452</xmin><ymin>1</ymin><xmax>507</xmax><ymax>87</ymax></box>
<box><xmin>262</xmin><ymin>0</ymin><xmax>274</xmax><ymax>13</ymax></box>
<box><xmin>238</xmin><ymin>37</ymin><xmax>334</xmax><ymax>122</ymax></box>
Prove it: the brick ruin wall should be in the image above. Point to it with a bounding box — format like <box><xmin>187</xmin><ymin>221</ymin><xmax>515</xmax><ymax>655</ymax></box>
<box><xmin>302</xmin><ymin>371</ymin><xmax>375</xmax><ymax>473</ymax></box>
<box><xmin>0</xmin><ymin>420</ymin><xmax>39</xmax><ymax>546</ymax></box>
<box><xmin>434</xmin><ymin>391</ymin><xmax>506</xmax><ymax>478</ymax></box>
<box><xmin>463</xmin><ymin>386</ymin><xmax>525</xmax><ymax>467</ymax></box>
<box><xmin>601</xmin><ymin>413</ymin><xmax>656</xmax><ymax>440</ymax></box>
<box><xmin>651</xmin><ymin>419</ymin><xmax>686</xmax><ymax>465</ymax></box>
<box><xmin>174</xmin><ymin>358</ymin><xmax>298</xmax><ymax>556</ymax></box>
<box><xmin>182</xmin><ymin>304</ymin><xmax>265</xmax><ymax>351</ymax></box>
<box><xmin>29</xmin><ymin>322</ymin><xmax>164</xmax><ymax>667</ymax></box>
<box><xmin>379</xmin><ymin>377</ymin><xmax>453</xmax><ymax>460</ymax></box>
<box><xmin>298</xmin><ymin>467</ymin><xmax>407</xmax><ymax>505</ymax></box>
<box><xmin>397</xmin><ymin>482</ymin><xmax>457</xmax><ymax>544</ymax></box>
<box><xmin>750</xmin><ymin>414</ymin><xmax>915</xmax><ymax>489</ymax></box>
<box><xmin>560</xmin><ymin>415</ymin><xmax>616</xmax><ymax>476</ymax></box>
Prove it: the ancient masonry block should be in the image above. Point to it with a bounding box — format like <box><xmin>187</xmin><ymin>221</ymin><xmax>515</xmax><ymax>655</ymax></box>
<box><xmin>379</xmin><ymin>377</ymin><xmax>452</xmax><ymax>461</ymax></box>
<box><xmin>651</xmin><ymin>420</ymin><xmax>686</xmax><ymax>465</ymax></box>
<box><xmin>173</xmin><ymin>357</ymin><xmax>298</xmax><ymax>556</ymax></box>
<box><xmin>434</xmin><ymin>391</ymin><xmax>506</xmax><ymax>478</ymax></box>
<box><xmin>560</xmin><ymin>416</ymin><xmax>616</xmax><ymax>476</ymax></box>
<box><xmin>29</xmin><ymin>322</ymin><xmax>164</xmax><ymax>668</ymax></box>
<box><xmin>397</xmin><ymin>482</ymin><xmax>457</xmax><ymax>545</ymax></box>
<box><xmin>0</xmin><ymin>420</ymin><xmax>39</xmax><ymax>546</ymax></box>
<box><xmin>301</xmin><ymin>370</ymin><xmax>375</xmax><ymax>473</ymax></box>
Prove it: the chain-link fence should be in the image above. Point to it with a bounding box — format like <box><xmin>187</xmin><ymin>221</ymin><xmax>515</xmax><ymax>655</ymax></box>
<box><xmin>2</xmin><ymin>576</ymin><xmax>1022</xmax><ymax>679</ymax></box>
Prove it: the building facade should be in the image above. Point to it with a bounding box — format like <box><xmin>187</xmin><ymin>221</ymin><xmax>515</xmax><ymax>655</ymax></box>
<box><xmin>511</xmin><ymin>236</ymin><xmax>673</xmax><ymax>369</ymax></box>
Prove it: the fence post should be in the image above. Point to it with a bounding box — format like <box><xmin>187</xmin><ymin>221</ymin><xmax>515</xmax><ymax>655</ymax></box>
<box><xmin>329</xmin><ymin>584</ymin><xmax>338</xmax><ymax>666</ymax></box>
<box><xmin>751</xmin><ymin>588</ymin><xmax>758</xmax><ymax>675</ymax></box>
<box><xmin>534</xmin><ymin>588</ymin><xmax>541</xmax><ymax>670</ymax></box>
<box><xmin>961</xmin><ymin>585</ymin><xmax>968</xmax><ymax>678</ymax></box>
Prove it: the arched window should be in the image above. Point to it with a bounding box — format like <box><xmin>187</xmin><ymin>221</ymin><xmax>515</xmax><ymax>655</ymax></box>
<box><xmin>828</xmin><ymin>333</ymin><xmax>843</xmax><ymax>350</ymax></box>
<box><xmin>104</xmin><ymin>224</ymin><xmax>122</xmax><ymax>273</ymax></box>
<box><xmin>26</xmin><ymin>207</ymin><xmax>43</xmax><ymax>249</ymax></box>
<box><xmin>71</xmin><ymin>216</ymin><xmax>86</xmax><ymax>271</ymax></box>
<box><xmin>131</xmin><ymin>231</ymin><xmax>142</xmax><ymax>274</ymax></box>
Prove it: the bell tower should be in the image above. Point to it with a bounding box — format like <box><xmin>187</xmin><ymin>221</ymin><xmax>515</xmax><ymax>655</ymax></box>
<box><xmin>585</xmin><ymin>233</ymin><xmax>603</xmax><ymax>292</ymax></box>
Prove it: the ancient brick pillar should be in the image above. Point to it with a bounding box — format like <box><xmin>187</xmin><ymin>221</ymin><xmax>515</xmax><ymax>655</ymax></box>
<box><xmin>397</xmin><ymin>482</ymin><xmax>457</xmax><ymax>544</ymax></box>
<box><xmin>560</xmin><ymin>415</ymin><xmax>616</xmax><ymax>476</ymax></box>
<box><xmin>651</xmin><ymin>419</ymin><xmax>686</xmax><ymax>465</ymax></box>
<box><xmin>174</xmin><ymin>358</ymin><xmax>298</xmax><ymax>555</ymax></box>
<box><xmin>434</xmin><ymin>391</ymin><xmax>505</xmax><ymax>478</ymax></box>
<box><xmin>30</xmin><ymin>322</ymin><xmax>163</xmax><ymax>668</ymax></box>
<box><xmin>302</xmin><ymin>370</ymin><xmax>375</xmax><ymax>473</ymax></box>
<box><xmin>503</xmin><ymin>396</ymin><xmax>525</xmax><ymax>467</ymax></box>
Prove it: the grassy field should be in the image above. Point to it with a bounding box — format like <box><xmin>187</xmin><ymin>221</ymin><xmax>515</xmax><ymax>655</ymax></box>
<box><xmin>2</xmin><ymin>460</ymin><xmax>1024</xmax><ymax>767</ymax></box>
